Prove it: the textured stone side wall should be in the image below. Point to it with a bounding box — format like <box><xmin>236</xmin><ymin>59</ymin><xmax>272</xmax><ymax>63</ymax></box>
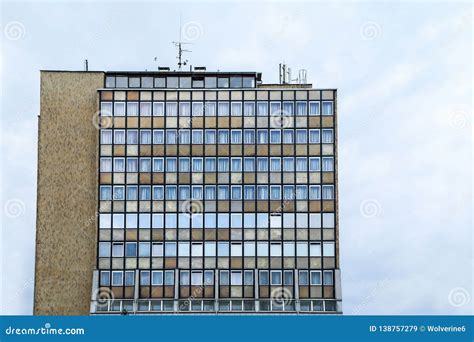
<box><xmin>34</xmin><ymin>71</ymin><xmax>104</xmax><ymax>315</ymax></box>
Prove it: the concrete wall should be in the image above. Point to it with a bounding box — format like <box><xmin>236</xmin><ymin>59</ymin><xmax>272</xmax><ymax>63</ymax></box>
<box><xmin>34</xmin><ymin>71</ymin><xmax>104</xmax><ymax>315</ymax></box>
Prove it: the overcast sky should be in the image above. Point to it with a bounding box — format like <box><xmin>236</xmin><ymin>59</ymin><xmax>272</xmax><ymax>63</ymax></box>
<box><xmin>1</xmin><ymin>1</ymin><xmax>472</xmax><ymax>315</ymax></box>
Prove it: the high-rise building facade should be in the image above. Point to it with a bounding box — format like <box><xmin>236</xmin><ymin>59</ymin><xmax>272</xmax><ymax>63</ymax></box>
<box><xmin>34</xmin><ymin>69</ymin><xmax>342</xmax><ymax>315</ymax></box>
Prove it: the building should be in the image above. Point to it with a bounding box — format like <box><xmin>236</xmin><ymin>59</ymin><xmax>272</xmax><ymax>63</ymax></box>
<box><xmin>34</xmin><ymin>68</ymin><xmax>342</xmax><ymax>315</ymax></box>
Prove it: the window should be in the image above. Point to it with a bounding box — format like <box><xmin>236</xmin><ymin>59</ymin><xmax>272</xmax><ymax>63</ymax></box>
<box><xmin>125</xmin><ymin>242</ymin><xmax>137</xmax><ymax>257</ymax></box>
<box><xmin>114</xmin><ymin>102</ymin><xmax>125</xmax><ymax>116</ymax></box>
<box><xmin>218</xmin><ymin>129</ymin><xmax>229</xmax><ymax>144</ymax></box>
<box><xmin>125</xmin><ymin>213</ymin><xmax>137</xmax><ymax>227</ymax></box>
<box><xmin>152</xmin><ymin>243</ymin><xmax>163</xmax><ymax>256</ymax></box>
<box><xmin>295</xmin><ymin>157</ymin><xmax>307</xmax><ymax>172</ymax></box>
<box><xmin>192</xmin><ymin>158</ymin><xmax>203</xmax><ymax>172</ymax></box>
<box><xmin>140</xmin><ymin>271</ymin><xmax>150</xmax><ymax>286</ymax></box>
<box><xmin>257</xmin><ymin>242</ymin><xmax>268</xmax><ymax>256</ymax></box>
<box><xmin>114</xmin><ymin>130</ymin><xmax>125</xmax><ymax>144</ymax></box>
<box><xmin>299</xmin><ymin>271</ymin><xmax>309</xmax><ymax>285</ymax></box>
<box><xmin>282</xmin><ymin>102</ymin><xmax>294</xmax><ymax>115</ymax></box>
<box><xmin>322</xmin><ymin>101</ymin><xmax>333</xmax><ymax>115</ymax></box>
<box><xmin>231</xmin><ymin>271</ymin><xmax>242</xmax><ymax>285</ymax></box>
<box><xmin>166</xmin><ymin>102</ymin><xmax>178</xmax><ymax>116</ymax></box>
<box><xmin>100</xmin><ymin>158</ymin><xmax>112</xmax><ymax>172</ymax></box>
<box><xmin>113</xmin><ymin>186</ymin><xmax>125</xmax><ymax>200</ymax></box>
<box><xmin>139</xmin><ymin>242</ymin><xmax>150</xmax><ymax>256</ymax></box>
<box><xmin>113</xmin><ymin>158</ymin><xmax>125</xmax><ymax>172</ymax></box>
<box><xmin>191</xmin><ymin>271</ymin><xmax>203</xmax><ymax>286</ymax></box>
<box><xmin>295</xmin><ymin>130</ymin><xmax>307</xmax><ymax>144</ymax></box>
<box><xmin>140</xmin><ymin>102</ymin><xmax>152</xmax><ymax>116</ymax></box>
<box><xmin>270</xmin><ymin>243</ymin><xmax>282</xmax><ymax>257</ymax></box>
<box><xmin>270</xmin><ymin>186</ymin><xmax>281</xmax><ymax>200</ymax></box>
<box><xmin>231</xmin><ymin>158</ymin><xmax>242</xmax><ymax>172</ymax></box>
<box><xmin>218</xmin><ymin>102</ymin><xmax>229</xmax><ymax>116</ymax></box>
<box><xmin>282</xmin><ymin>130</ymin><xmax>293</xmax><ymax>144</ymax></box>
<box><xmin>140</xmin><ymin>130</ymin><xmax>152</xmax><ymax>144</ymax></box>
<box><xmin>218</xmin><ymin>158</ymin><xmax>229</xmax><ymax>172</ymax></box>
<box><xmin>154</xmin><ymin>77</ymin><xmax>165</xmax><ymax>88</ymax></box>
<box><xmin>256</xmin><ymin>157</ymin><xmax>268</xmax><ymax>172</ymax></box>
<box><xmin>100</xmin><ymin>271</ymin><xmax>110</xmax><ymax>286</ymax></box>
<box><xmin>166</xmin><ymin>130</ymin><xmax>177</xmax><ymax>144</ymax></box>
<box><xmin>243</xmin><ymin>130</ymin><xmax>255</xmax><ymax>144</ymax></box>
<box><xmin>153</xmin><ymin>158</ymin><xmax>164</xmax><ymax>172</ymax></box>
<box><xmin>244</xmin><ymin>242</ymin><xmax>255</xmax><ymax>256</ymax></box>
<box><xmin>323</xmin><ymin>213</ymin><xmax>335</xmax><ymax>228</ymax></box>
<box><xmin>243</xmin><ymin>158</ymin><xmax>255</xmax><ymax>172</ymax></box>
<box><xmin>220</xmin><ymin>271</ymin><xmax>230</xmax><ymax>285</ymax></box>
<box><xmin>101</xmin><ymin>102</ymin><xmax>113</xmax><ymax>116</ymax></box>
<box><xmin>165</xmin><ymin>242</ymin><xmax>177</xmax><ymax>257</ymax></box>
<box><xmin>192</xmin><ymin>130</ymin><xmax>203</xmax><ymax>144</ymax></box>
<box><xmin>191</xmin><ymin>243</ymin><xmax>203</xmax><ymax>257</ymax></box>
<box><xmin>179</xmin><ymin>158</ymin><xmax>190</xmax><ymax>172</ymax></box>
<box><xmin>309</xmin><ymin>186</ymin><xmax>321</xmax><ymax>200</ymax></box>
<box><xmin>192</xmin><ymin>102</ymin><xmax>204</xmax><ymax>116</ymax></box>
<box><xmin>310</xmin><ymin>243</ymin><xmax>321</xmax><ymax>257</ymax></box>
<box><xmin>296</xmin><ymin>242</ymin><xmax>308</xmax><ymax>256</ymax></box>
<box><xmin>153</xmin><ymin>130</ymin><xmax>164</xmax><ymax>144</ymax></box>
<box><xmin>180</xmin><ymin>77</ymin><xmax>191</xmax><ymax>88</ymax></box>
<box><xmin>309</xmin><ymin>101</ymin><xmax>320</xmax><ymax>115</ymax></box>
<box><xmin>101</xmin><ymin>130</ymin><xmax>112</xmax><ymax>144</ymax></box>
<box><xmin>180</xmin><ymin>271</ymin><xmax>190</xmax><ymax>286</ymax></box>
<box><xmin>310</xmin><ymin>271</ymin><xmax>322</xmax><ymax>285</ymax></box>
<box><xmin>179</xmin><ymin>129</ymin><xmax>190</xmax><ymax>144</ymax></box>
<box><xmin>270</xmin><ymin>271</ymin><xmax>282</xmax><ymax>285</ymax></box>
<box><xmin>295</xmin><ymin>185</ymin><xmax>307</xmax><ymax>200</ymax></box>
<box><xmin>231</xmin><ymin>130</ymin><xmax>242</xmax><ymax>144</ymax></box>
<box><xmin>270</xmin><ymin>130</ymin><xmax>281</xmax><ymax>144</ymax></box>
<box><xmin>322</xmin><ymin>186</ymin><xmax>334</xmax><ymax>200</ymax></box>
<box><xmin>257</xmin><ymin>130</ymin><xmax>268</xmax><ymax>144</ymax></box>
<box><xmin>283</xmin><ymin>271</ymin><xmax>293</xmax><ymax>285</ymax></box>
<box><xmin>283</xmin><ymin>242</ymin><xmax>295</xmax><ymax>256</ymax></box>
<box><xmin>164</xmin><ymin>271</ymin><xmax>174</xmax><ymax>285</ymax></box>
<box><xmin>309</xmin><ymin>129</ymin><xmax>320</xmax><ymax>143</ymax></box>
<box><xmin>205</xmin><ymin>186</ymin><xmax>216</xmax><ymax>200</ymax></box>
<box><xmin>243</xmin><ymin>102</ymin><xmax>255</xmax><ymax>116</ymax></box>
<box><xmin>309</xmin><ymin>157</ymin><xmax>321</xmax><ymax>171</ymax></box>
<box><xmin>257</xmin><ymin>186</ymin><xmax>268</xmax><ymax>200</ymax></box>
<box><xmin>257</xmin><ymin>102</ymin><xmax>268</xmax><ymax>116</ymax></box>
<box><xmin>99</xmin><ymin>242</ymin><xmax>110</xmax><ymax>257</ymax></box>
<box><xmin>270</xmin><ymin>102</ymin><xmax>281</xmax><ymax>115</ymax></box>
<box><xmin>166</xmin><ymin>158</ymin><xmax>177</xmax><ymax>172</ymax></box>
<box><xmin>323</xmin><ymin>242</ymin><xmax>335</xmax><ymax>257</ymax></box>
<box><xmin>323</xmin><ymin>271</ymin><xmax>334</xmax><ymax>285</ymax></box>
<box><xmin>231</xmin><ymin>102</ymin><xmax>242</xmax><ymax>116</ymax></box>
<box><xmin>244</xmin><ymin>271</ymin><xmax>253</xmax><ymax>285</ymax></box>
<box><xmin>259</xmin><ymin>270</ymin><xmax>269</xmax><ymax>285</ymax></box>
<box><xmin>243</xmin><ymin>186</ymin><xmax>255</xmax><ymax>200</ymax></box>
<box><xmin>152</xmin><ymin>271</ymin><xmax>163</xmax><ymax>285</ymax></box>
<box><xmin>178</xmin><ymin>243</ymin><xmax>190</xmax><ymax>257</ymax></box>
<box><xmin>99</xmin><ymin>214</ymin><xmax>111</xmax><ymax>229</ymax></box>
<box><xmin>153</xmin><ymin>102</ymin><xmax>164</xmax><ymax>116</ymax></box>
<box><xmin>322</xmin><ymin>129</ymin><xmax>334</xmax><ymax>143</ymax></box>
<box><xmin>218</xmin><ymin>78</ymin><xmax>229</xmax><ymax>88</ymax></box>
<box><xmin>217</xmin><ymin>242</ymin><xmax>229</xmax><ymax>256</ymax></box>
<box><xmin>139</xmin><ymin>158</ymin><xmax>151</xmax><ymax>172</ymax></box>
<box><xmin>322</xmin><ymin>157</ymin><xmax>334</xmax><ymax>172</ymax></box>
<box><xmin>296</xmin><ymin>101</ymin><xmax>307</xmax><ymax>116</ymax></box>
<box><xmin>205</xmin><ymin>242</ymin><xmax>216</xmax><ymax>256</ymax></box>
<box><xmin>205</xmin><ymin>102</ymin><xmax>216</xmax><ymax>116</ymax></box>
<box><xmin>205</xmin><ymin>130</ymin><xmax>216</xmax><ymax>144</ymax></box>
<box><xmin>112</xmin><ymin>271</ymin><xmax>123</xmax><ymax>286</ymax></box>
<box><xmin>179</xmin><ymin>102</ymin><xmax>191</xmax><ymax>116</ymax></box>
<box><xmin>283</xmin><ymin>185</ymin><xmax>294</xmax><ymax>200</ymax></box>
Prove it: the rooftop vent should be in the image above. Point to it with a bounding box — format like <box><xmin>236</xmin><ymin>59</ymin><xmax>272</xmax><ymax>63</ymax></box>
<box><xmin>194</xmin><ymin>66</ymin><xmax>207</xmax><ymax>71</ymax></box>
<box><xmin>158</xmin><ymin>67</ymin><xmax>170</xmax><ymax>71</ymax></box>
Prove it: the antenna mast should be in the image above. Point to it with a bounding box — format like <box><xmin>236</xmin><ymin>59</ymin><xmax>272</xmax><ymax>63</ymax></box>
<box><xmin>173</xmin><ymin>14</ymin><xmax>192</xmax><ymax>70</ymax></box>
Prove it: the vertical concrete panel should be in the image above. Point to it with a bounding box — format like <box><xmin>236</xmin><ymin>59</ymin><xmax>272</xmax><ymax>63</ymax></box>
<box><xmin>34</xmin><ymin>71</ymin><xmax>104</xmax><ymax>315</ymax></box>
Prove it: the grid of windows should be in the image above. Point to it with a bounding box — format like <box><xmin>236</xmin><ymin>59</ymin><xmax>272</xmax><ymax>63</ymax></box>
<box><xmin>96</xmin><ymin>84</ymin><xmax>338</xmax><ymax>313</ymax></box>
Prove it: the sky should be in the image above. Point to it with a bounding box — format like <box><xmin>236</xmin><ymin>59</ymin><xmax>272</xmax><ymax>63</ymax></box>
<box><xmin>0</xmin><ymin>1</ymin><xmax>472</xmax><ymax>315</ymax></box>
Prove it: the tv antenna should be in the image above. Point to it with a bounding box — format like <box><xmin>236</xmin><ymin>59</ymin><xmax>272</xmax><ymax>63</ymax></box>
<box><xmin>172</xmin><ymin>15</ymin><xmax>192</xmax><ymax>70</ymax></box>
